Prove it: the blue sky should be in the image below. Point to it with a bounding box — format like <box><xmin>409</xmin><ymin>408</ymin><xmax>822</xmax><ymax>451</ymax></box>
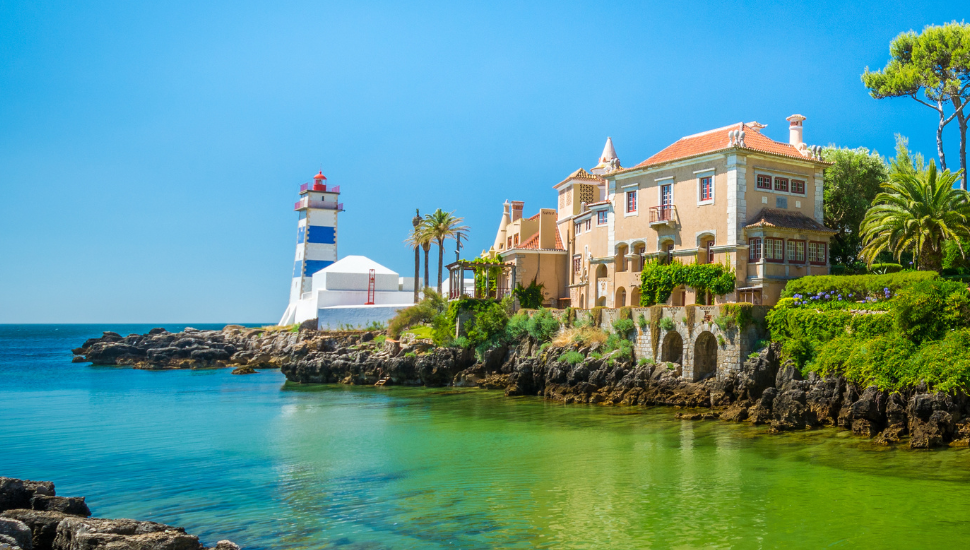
<box><xmin>0</xmin><ymin>0</ymin><xmax>965</xmax><ymax>323</ymax></box>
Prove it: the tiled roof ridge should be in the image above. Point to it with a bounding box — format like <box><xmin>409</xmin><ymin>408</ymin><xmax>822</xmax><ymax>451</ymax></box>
<box><xmin>515</xmin><ymin>228</ymin><xmax>566</xmax><ymax>251</ymax></box>
<box><xmin>744</xmin><ymin>207</ymin><xmax>836</xmax><ymax>233</ymax></box>
<box><xmin>554</xmin><ymin>167</ymin><xmax>605</xmax><ymax>188</ymax></box>
<box><xmin>632</xmin><ymin>122</ymin><xmax>815</xmax><ymax>169</ymax></box>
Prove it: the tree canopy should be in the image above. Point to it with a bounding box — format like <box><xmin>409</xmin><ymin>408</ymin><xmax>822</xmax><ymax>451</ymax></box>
<box><xmin>822</xmin><ymin>145</ymin><xmax>889</xmax><ymax>265</ymax></box>
<box><xmin>862</xmin><ymin>22</ymin><xmax>970</xmax><ymax>189</ymax></box>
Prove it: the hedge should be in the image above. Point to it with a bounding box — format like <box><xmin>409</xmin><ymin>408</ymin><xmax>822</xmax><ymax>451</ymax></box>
<box><xmin>780</xmin><ymin>271</ymin><xmax>938</xmax><ymax>300</ymax></box>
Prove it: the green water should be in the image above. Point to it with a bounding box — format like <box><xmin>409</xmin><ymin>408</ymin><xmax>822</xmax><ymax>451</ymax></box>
<box><xmin>3</xmin><ymin>325</ymin><xmax>970</xmax><ymax>549</ymax></box>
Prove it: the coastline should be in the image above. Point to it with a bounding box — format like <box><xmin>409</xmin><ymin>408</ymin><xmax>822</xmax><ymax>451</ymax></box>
<box><xmin>73</xmin><ymin>325</ymin><xmax>970</xmax><ymax>450</ymax></box>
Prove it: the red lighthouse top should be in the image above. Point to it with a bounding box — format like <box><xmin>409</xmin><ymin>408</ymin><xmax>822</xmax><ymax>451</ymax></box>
<box><xmin>312</xmin><ymin>171</ymin><xmax>327</xmax><ymax>191</ymax></box>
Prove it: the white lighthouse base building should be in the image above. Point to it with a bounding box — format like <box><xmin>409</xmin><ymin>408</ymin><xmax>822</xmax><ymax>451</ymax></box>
<box><xmin>279</xmin><ymin>255</ymin><xmax>422</xmax><ymax>329</ymax></box>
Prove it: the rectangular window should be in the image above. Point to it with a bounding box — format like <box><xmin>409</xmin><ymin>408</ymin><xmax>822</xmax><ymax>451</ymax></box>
<box><xmin>665</xmin><ymin>243</ymin><xmax>674</xmax><ymax>264</ymax></box>
<box><xmin>765</xmin><ymin>238</ymin><xmax>784</xmax><ymax>262</ymax></box>
<box><xmin>809</xmin><ymin>241</ymin><xmax>827</xmax><ymax>265</ymax></box>
<box><xmin>788</xmin><ymin>240</ymin><xmax>806</xmax><ymax>263</ymax></box>
<box><xmin>573</xmin><ymin>256</ymin><xmax>581</xmax><ymax>273</ymax></box>
<box><xmin>597</xmin><ymin>211</ymin><xmax>608</xmax><ymax>225</ymax></box>
<box><xmin>507</xmin><ymin>237</ymin><xmax>512</xmax><ymax>248</ymax></box>
<box><xmin>661</xmin><ymin>184</ymin><xmax>672</xmax><ymax>205</ymax></box>
<box><xmin>574</xmin><ymin>221</ymin><xmax>582</xmax><ymax>235</ymax></box>
<box><xmin>513</xmin><ymin>234</ymin><xmax>519</xmax><ymax>245</ymax></box>
<box><xmin>791</xmin><ymin>179</ymin><xmax>805</xmax><ymax>194</ymax></box>
<box><xmin>706</xmin><ymin>240</ymin><xmax>714</xmax><ymax>264</ymax></box>
<box><xmin>699</xmin><ymin>176</ymin><xmax>713</xmax><ymax>202</ymax></box>
<box><xmin>626</xmin><ymin>190</ymin><xmax>637</xmax><ymax>213</ymax></box>
<box><xmin>756</xmin><ymin>174</ymin><xmax>772</xmax><ymax>190</ymax></box>
<box><xmin>585</xmin><ymin>219</ymin><xmax>591</xmax><ymax>232</ymax></box>
<box><xmin>749</xmin><ymin>238</ymin><xmax>762</xmax><ymax>261</ymax></box>
<box><xmin>774</xmin><ymin>177</ymin><xmax>789</xmax><ymax>192</ymax></box>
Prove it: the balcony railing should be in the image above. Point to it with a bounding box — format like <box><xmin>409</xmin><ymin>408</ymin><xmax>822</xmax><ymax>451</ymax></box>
<box><xmin>649</xmin><ymin>205</ymin><xmax>676</xmax><ymax>225</ymax></box>
<box><xmin>294</xmin><ymin>198</ymin><xmax>345</xmax><ymax>211</ymax></box>
<box><xmin>298</xmin><ymin>183</ymin><xmax>340</xmax><ymax>194</ymax></box>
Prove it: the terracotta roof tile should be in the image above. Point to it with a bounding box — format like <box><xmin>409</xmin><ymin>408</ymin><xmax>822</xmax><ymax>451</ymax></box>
<box><xmin>634</xmin><ymin>123</ymin><xmax>814</xmax><ymax>168</ymax></box>
<box><xmin>744</xmin><ymin>208</ymin><xmax>835</xmax><ymax>233</ymax></box>
<box><xmin>526</xmin><ymin>212</ymin><xmax>540</xmax><ymax>221</ymax></box>
<box><xmin>515</xmin><ymin>229</ymin><xmax>565</xmax><ymax>251</ymax></box>
<box><xmin>554</xmin><ymin>167</ymin><xmax>605</xmax><ymax>188</ymax></box>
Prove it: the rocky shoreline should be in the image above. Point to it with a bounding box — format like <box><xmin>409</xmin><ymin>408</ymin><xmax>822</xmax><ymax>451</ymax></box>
<box><xmin>0</xmin><ymin>477</ymin><xmax>238</xmax><ymax>550</ymax></box>
<box><xmin>73</xmin><ymin>326</ymin><xmax>970</xmax><ymax>450</ymax></box>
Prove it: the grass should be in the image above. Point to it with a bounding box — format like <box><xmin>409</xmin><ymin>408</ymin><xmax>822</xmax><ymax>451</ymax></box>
<box><xmin>403</xmin><ymin>324</ymin><xmax>434</xmax><ymax>340</ymax></box>
<box><xmin>552</xmin><ymin>326</ymin><xmax>608</xmax><ymax>347</ymax></box>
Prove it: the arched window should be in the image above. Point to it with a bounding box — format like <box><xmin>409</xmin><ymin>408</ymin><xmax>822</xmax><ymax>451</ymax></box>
<box><xmin>616</xmin><ymin>244</ymin><xmax>628</xmax><ymax>272</ymax></box>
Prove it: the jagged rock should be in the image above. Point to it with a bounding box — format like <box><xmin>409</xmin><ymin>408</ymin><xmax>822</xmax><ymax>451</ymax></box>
<box><xmin>0</xmin><ymin>534</ymin><xmax>23</xmax><ymax>549</ymax></box>
<box><xmin>1</xmin><ymin>510</ymin><xmax>68</xmax><ymax>550</ymax></box>
<box><xmin>0</xmin><ymin>519</ymin><xmax>31</xmax><ymax>550</ymax></box>
<box><xmin>52</xmin><ymin>517</ymin><xmax>205</xmax><ymax>550</ymax></box>
<box><xmin>230</xmin><ymin>366</ymin><xmax>256</xmax><ymax>375</ymax></box>
<box><xmin>908</xmin><ymin>392</ymin><xmax>959</xmax><ymax>449</ymax></box>
<box><xmin>29</xmin><ymin>497</ymin><xmax>89</xmax><ymax>518</ymax></box>
<box><xmin>212</xmin><ymin>541</ymin><xmax>240</xmax><ymax>550</ymax></box>
<box><xmin>0</xmin><ymin>480</ymin><xmax>54</xmax><ymax>513</ymax></box>
<box><xmin>770</xmin><ymin>389</ymin><xmax>816</xmax><ymax>432</ymax></box>
<box><xmin>849</xmin><ymin>387</ymin><xmax>887</xmax><ymax>437</ymax></box>
<box><xmin>720</xmin><ymin>401</ymin><xmax>750</xmax><ymax>422</ymax></box>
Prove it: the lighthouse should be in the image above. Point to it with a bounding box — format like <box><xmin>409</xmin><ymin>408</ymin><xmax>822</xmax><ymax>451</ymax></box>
<box><xmin>280</xmin><ymin>171</ymin><xmax>343</xmax><ymax>325</ymax></box>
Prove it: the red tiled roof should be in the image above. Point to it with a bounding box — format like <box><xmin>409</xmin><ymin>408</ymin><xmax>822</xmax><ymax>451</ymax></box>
<box><xmin>554</xmin><ymin>167</ymin><xmax>605</xmax><ymax>188</ymax></box>
<box><xmin>634</xmin><ymin>123</ymin><xmax>812</xmax><ymax>168</ymax></box>
<box><xmin>516</xmin><ymin>228</ymin><xmax>565</xmax><ymax>251</ymax></box>
<box><xmin>526</xmin><ymin>212</ymin><xmax>540</xmax><ymax>221</ymax></box>
<box><xmin>744</xmin><ymin>208</ymin><xmax>836</xmax><ymax>233</ymax></box>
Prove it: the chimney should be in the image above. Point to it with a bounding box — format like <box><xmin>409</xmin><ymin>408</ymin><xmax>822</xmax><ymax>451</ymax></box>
<box><xmin>786</xmin><ymin>114</ymin><xmax>806</xmax><ymax>147</ymax></box>
<box><xmin>510</xmin><ymin>201</ymin><xmax>524</xmax><ymax>222</ymax></box>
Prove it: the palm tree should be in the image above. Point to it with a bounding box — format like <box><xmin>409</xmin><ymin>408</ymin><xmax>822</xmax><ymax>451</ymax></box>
<box><xmin>424</xmin><ymin>209</ymin><xmax>469</xmax><ymax>294</ymax></box>
<box><xmin>859</xmin><ymin>160</ymin><xmax>970</xmax><ymax>271</ymax></box>
<box><xmin>405</xmin><ymin>221</ymin><xmax>434</xmax><ymax>291</ymax></box>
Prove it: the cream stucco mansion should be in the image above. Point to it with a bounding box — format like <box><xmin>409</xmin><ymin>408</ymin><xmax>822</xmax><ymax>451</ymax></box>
<box><xmin>488</xmin><ymin>114</ymin><xmax>835</xmax><ymax>308</ymax></box>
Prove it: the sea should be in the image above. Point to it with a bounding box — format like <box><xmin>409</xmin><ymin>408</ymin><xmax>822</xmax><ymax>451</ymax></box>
<box><xmin>3</xmin><ymin>324</ymin><xmax>970</xmax><ymax>549</ymax></box>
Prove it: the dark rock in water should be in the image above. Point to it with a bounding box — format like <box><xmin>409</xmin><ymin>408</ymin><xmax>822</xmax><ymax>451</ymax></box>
<box><xmin>0</xmin><ymin>518</ymin><xmax>31</xmax><ymax>550</ymax></box>
<box><xmin>53</xmin><ymin>517</ymin><xmax>204</xmax><ymax>550</ymax></box>
<box><xmin>231</xmin><ymin>366</ymin><xmax>256</xmax><ymax>375</ymax></box>
<box><xmin>214</xmin><ymin>541</ymin><xmax>241</xmax><ymax>550</ymax></box>
<box><xmin>1</xmin><ymin>510</ymin><xmax>68</xmax><ymax>550</ymax></box>
<box><xmin>908</xmin><ymin>392</ymin><xmax>959</xmax><ymax>448</ymax></box>
<box><xmin>148</xmin><ymin>327</ymin><xmax>167</xmax><ymax>335</ymax></box>
<box><xmin>848</xmin><ymin>386</ymin><xmax>887</xmax><ymax>437</ymax></box>
<box><xmin>29</xmin><ymin>496</ymin><xmax>89</xmax><ymax>518</ymax></box>
<box><xmin>770</xmin><ymin>389</ymin><xmax>816</xmax><ymax>432</ymax></box>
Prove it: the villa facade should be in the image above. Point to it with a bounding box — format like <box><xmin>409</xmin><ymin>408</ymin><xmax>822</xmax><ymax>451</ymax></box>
<box><xmin>489</xmin><ymin>115</ymin><xmax>835</xmax><ymax>308</ymax></box>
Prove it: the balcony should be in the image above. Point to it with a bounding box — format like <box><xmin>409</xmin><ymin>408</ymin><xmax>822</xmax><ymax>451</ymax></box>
<box><xmin>294</xmin><ymin>198</ymin><xmax>345</xmax><ymax>211</ymax></box>
<box><xmin>649</xmin><ymin>205</ymin><xmax>676</xmax><ymax>227</ymax></box>
<box><xmin>299</xmin><ymin>184</ymin><xmax>340</xmax><ymax>194</ymax></box>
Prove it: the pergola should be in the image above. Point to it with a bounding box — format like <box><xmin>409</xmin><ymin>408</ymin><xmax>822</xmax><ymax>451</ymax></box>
<box><xmin>446</xmin><ymin>259</ymin><xmax>516</xmax><ymax>300</ymax></box>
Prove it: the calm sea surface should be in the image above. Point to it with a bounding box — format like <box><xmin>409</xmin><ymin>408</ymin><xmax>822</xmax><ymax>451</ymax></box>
<box><xmin>2</xmin><ymin>324</ymin><xmax>970</xmax><ymax>549</ymax></box>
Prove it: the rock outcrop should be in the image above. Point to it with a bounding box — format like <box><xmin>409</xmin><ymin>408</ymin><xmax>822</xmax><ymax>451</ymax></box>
<box><xmin>72</xmin><ymin>326</ymin><xmax>970</xmax><ymax>449</ymax></box>
<box><xmin>0</xmin><ymin>477</ymin><xmax>238</xmax><ymax>550</ymax></box>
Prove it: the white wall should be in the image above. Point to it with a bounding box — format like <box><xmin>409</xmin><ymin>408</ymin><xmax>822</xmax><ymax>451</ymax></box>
<box><xmin>317</xmin><ymin>305</ymin><xmax>407</xmax><ymax>330</ymax></box>
<box><xmin>315</xmin><ymin>270</ymin><xmax>398</xmax><ymax>292</ymax></box>
<box><xmin>315</xmin><ymin>289</ymin><xmax>415</xmax><ymax>307</ymax></box>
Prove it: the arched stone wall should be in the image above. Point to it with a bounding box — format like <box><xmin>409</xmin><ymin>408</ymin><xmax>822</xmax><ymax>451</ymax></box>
<box><xmin>692</xmin><ymin>331</ymin><xmax>717</xmax><ymax>381</ymax></box>
<box><xmin>660</xmin><ymin>331</ymin><xmax>684</xmax><ymax>364</ymax></box>
<box><xmin>615</xmin><ymin>287</ymin><xmax>626</xmax><ymax>307</ymax></box>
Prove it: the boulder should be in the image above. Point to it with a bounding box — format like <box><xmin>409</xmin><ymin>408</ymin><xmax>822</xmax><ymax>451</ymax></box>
<box><xmin>769</xmin><ymin>389</ymin><xmax>815</xmax><ymax>432</ymax></box>
<box><xmin>52</xmin><ymin>517</ymin><xmax>205</xmax><ymax>550</ymax></box>
<box><xmin>2</xmin><ymin>510</ymin><xmax>69</xmax><ymax>550</ymax></box>
<box><xmin>0</xmin><ymin>479</ymin><xmax>29</xmax><ymax>512</ymax></box>
<box><xmin>0</xmin><ymin>534</ymin><xmax>23</xmax><ymax>549</ymax></box>
<box><xmin>230</xmin><ymin>366</ymin><xmax>256</xmax><ymax>375</ymax></box>
<box><xmin>908</xmin><ymin>392</ymin><xmax>959</xmax><ymax>449</ymax></box>
<box><xmin>212</xmin><ymin>542</ymin><xmax>240</xmax><ymax>550</ymax></box>
<box><xmin>0</xmin><ymin>519</ymin><xmax>31</xmax><ymax>550</ymax></box>
<box><xmin>29</xmin><ymin>497</ymin><xmax>89</xmax><ymax>518</ymax></box>
<box><xmin>848</xmin><ymin>387</ymin><xmax>887</xmax><ymax>438</ymax></box>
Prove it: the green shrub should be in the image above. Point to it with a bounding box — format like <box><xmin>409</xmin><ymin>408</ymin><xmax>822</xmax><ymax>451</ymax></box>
<box><xmin>559</xmin><ymin>351</ymin><xmax>584</xmax><ymax>365</ymax></box>
<box><xmin>894</xmin><ymin>278</ymin><xmax>970</xmax><ymax>343</ymax></box>
<box><xmin>640</xmin><ymin>260</ymin><xmax>735</xmax><ymax>306</ymax></box>
<box><xmin>373</xmin><ymin>334</ymin><xmax>387</xmax><ymax>347</ymax></box>
<box><xmin>811</xmin><ymin>334</ymin><xmax>915</xmax><ymax>389</ymax></box>
<box><xmin>781</xmin><ymin>271</ymin><xmax>937</xmax><ymax>301</ymax></box>
<box><xmin>903</xmin><ymin>330</ymin><xmax>970</xmax><ymax>392</ymax></box>
<box><xmin>505</xmin><ymin>312</ymin><xmax>530</xmax><ymax>342</ymax></box>
<box><xmin>365</xmin><ymin>320</ymin><xmax>387</xmax><ymax>332</ymax></box>
<box><xmin>637</xmin><ymin>313</ymin><xmax>648</xmax><ymax>330</ymax></box>
<box><xmin>638</xmin><ymin>357</ymin><xmax>655</xmax><ymax>366</ymax></box>
<box><xmin>612</xmin><ymin>318</ymin><xmax>636</xmax><ymax>339</ymax></box>
<box><xmin>717</xmin><ymin>334</ymin><xmax>726</xmax><ymax>346</ymax></box>
<box><xmin>505</xmin><ymin>308</ymin><xmax>561</xmax><ymax>343</ymax></box>
<box><xmin>658</xmin><ymin>317</ymin><xmax>675</xmax><ymax>331</ymax></box>
<box><xmin>868</xmin><ymin>263</ymin><xmax>903</xmax><ymax>274</ymax></box>
<box><xmin>389</xmin><ymin>289</ymin><xmax>447</xmax><ymax>339</ymax></box>
<box><xmin>404</xmin><ymin>351</ymin><xmax>417</xmax><ymax>358</ymax></box>
<box><xmin>452</xmin><ymin>336</ymin><xmax>470</xmax><ymax>349</ymax></box>
<box><xmin>514</xmin><ymin>279</ymin><xmax>545</xmax><ymax>309</ymax></box>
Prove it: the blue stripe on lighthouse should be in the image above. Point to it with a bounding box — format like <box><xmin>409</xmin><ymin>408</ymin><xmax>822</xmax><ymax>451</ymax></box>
<box><xmin>304</xmin><ymin>260</ymin><xmax>333</xmax><ymax>276</ymax></box>
<box><xmin>306</xmin><ymin>225</ymin><xmax>335</xmax><ymax>244</ymax></box>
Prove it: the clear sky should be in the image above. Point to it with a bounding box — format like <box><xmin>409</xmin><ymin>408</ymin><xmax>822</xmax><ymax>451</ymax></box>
<box><xmin>1</xmin><ymin>0</ymin><xmax>965</xmax><ymax>323</ymax></box>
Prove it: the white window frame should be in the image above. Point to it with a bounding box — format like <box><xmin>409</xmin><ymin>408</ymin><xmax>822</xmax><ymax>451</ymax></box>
<box><xmin>695</xmin><ymin>168</ymin><xmax>715</xmax><ymax>205</ymax></box>
<box><xmin>625</xmin><ymin>189</ymin><xmax>638</xmax><ymax>216</ymax></box>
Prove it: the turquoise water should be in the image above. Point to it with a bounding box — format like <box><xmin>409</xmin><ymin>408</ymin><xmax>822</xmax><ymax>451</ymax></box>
<box><xmin>3</xmin><ymin>325</ymin><xmax>970</xmax><ymax>549</ymax></box>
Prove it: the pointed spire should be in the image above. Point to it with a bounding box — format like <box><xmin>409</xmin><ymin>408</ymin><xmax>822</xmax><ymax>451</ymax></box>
<box><xmin>600</xmin><ymin>137</ymin><xmax>617</xmax><ymax>163</ymax></box>
<box><xmin>492</xmin><ymin>200</ymin><xmax>511</xmax><ymax>252</ymax></box>
<box><xmin>591</xmin><ymin>137</ymin><xmax>621</xmax><ymax>175</ymax></box>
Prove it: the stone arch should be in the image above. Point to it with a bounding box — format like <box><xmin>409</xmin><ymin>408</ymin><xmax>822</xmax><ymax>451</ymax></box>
<box><xmin>693</xmin><ymin>332</ymin><xmax>718</xmax><ymax>381</ymax></box>
<box><xmin>630</xmin><ymin>287</ymin><xmax>641</xmax><ymax>307</ymax></box>
<box><xmin>595</xmin><ymin>263</ymin><xmax>608</xmax><ymax>279</ymax></box>
<box><xmin>631</xmin><ymin>242</ymin><xmax>646</xmax><ymax>271</ymax></box>
<box><xmin>596</xmin><ymin>296</ymin><xmax>606</xmax><ymax>307</ymax></box>
<box><xmin>660</xmin><ymin>331</ymin><xmax>683</xmax><ymax>365</ymax></box>
<box><xmin>615</xmin><ymin>286</ymin><xmax>626</xmax><ymax>307</ymax></box>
